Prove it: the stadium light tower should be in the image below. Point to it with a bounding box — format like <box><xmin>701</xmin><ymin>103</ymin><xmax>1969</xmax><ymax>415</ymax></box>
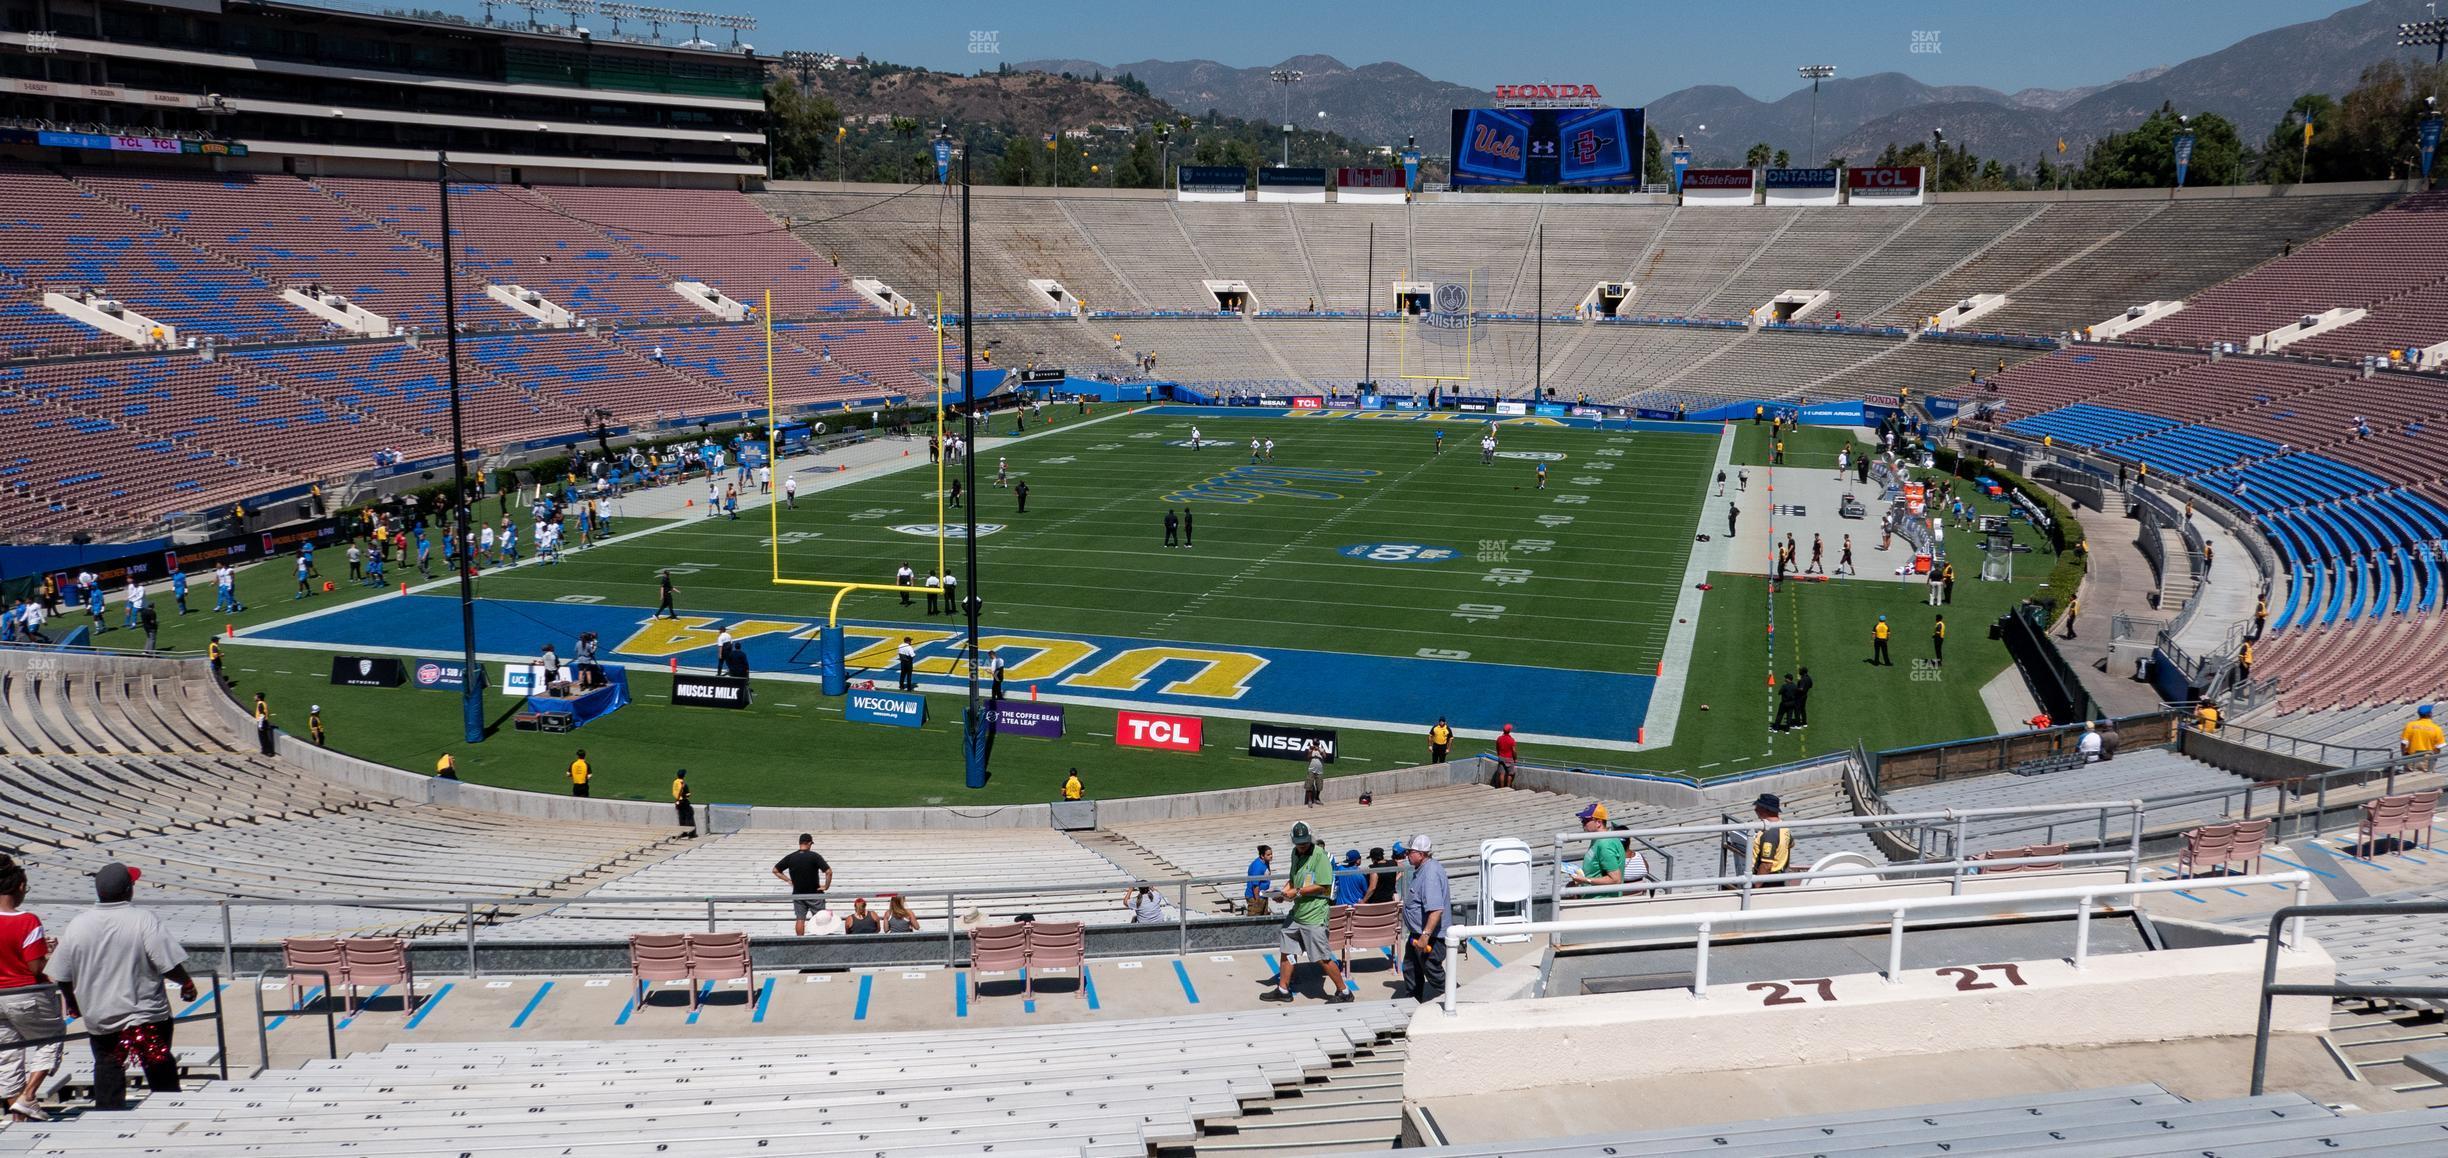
<box><xmin>1269</xmin><ymin>68</ymin><xmax>1303</xmax><ymax>166</ymax></box>
<box><xmin>1931</xmin><ymin>127</ymin><xmax>1945</xmax><ymax>195</ymax></box>
<box><xmin>1798</xmin><ymin>65</ymin><xmax>1835</xmax><ymax>166</ymax></box>
<box><xmin>2404</xmin><ymin>7</ymin><xmax>2448</xmax><ymax>64</ymax></box>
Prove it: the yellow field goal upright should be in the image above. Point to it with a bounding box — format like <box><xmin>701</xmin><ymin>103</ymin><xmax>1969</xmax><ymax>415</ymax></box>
<box><xmin>759</xmin><ymin>289</ymin><xmax>949</xmax><ymax>695</ymax></box>
<box><xmin>1395</xmin><ymin>267</ymin><xmax>1481</xmax><ymax>385</ymax></box>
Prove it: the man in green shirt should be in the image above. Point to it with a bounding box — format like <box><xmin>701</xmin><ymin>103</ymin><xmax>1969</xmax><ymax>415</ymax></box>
<box><xmin>1567</xmin><ymin>803</ymin><xmax>1626</xmax><ymax>899</ymax></box>
<box><xmin>1260</xmin><ymin>821</ymin><xmax>1352</xmax><ymax>1003</ymax></box>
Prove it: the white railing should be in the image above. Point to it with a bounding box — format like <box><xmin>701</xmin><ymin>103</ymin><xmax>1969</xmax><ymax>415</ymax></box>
<box><xmin>1439</xmin><ymin>871</ymin><xmax>2312</xmax><ymax>1015</ymax></box>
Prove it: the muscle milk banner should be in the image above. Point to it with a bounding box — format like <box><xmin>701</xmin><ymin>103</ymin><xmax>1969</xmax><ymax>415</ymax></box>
<box><xmin>1847</xmin><ymin>165</ymin><xmax>1924</xmax><ymax>205</ymax></box>
<box><xmin>1764</xmin><ymin>167</ymin><xmax>1840</xmax><ymax>206</ymax></box>
<box><xmin>1678</xmin><ymin>167</ymin><xmax>1755</xmax><ymax>206</ymax></box>
<box><xmin>1336</xmin><ymin>166</ymin><xmax>1408</xmax><ymax>204</ymax></box>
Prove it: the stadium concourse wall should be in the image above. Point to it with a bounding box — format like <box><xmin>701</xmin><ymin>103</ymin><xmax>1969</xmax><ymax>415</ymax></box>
<box><xmin>759</xmin><ymin>176</ymin><xmax>2417</xmax><ymax>206</ymax></box>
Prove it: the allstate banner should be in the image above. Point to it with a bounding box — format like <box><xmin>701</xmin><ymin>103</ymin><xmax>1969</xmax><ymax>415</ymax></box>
<box><xmin>2421</xmin><ymin>115</ymin><xmax>2441</xmax><ymax>181</ymax></box>
<box><xmin>1764</xmin><ymin>167</ymin><xmax>1840</xmax><ymax>206</ymax></box>
<box><xmin>845</xmin><ymin>689</ymin><xmax>926</xmax><ymax>727</ymax></box>
<box><xmin>1257</xmin><ymin>166</ymin><xmax>1328</xmax><ymax>203</ymax></box>
<box><xmin>2172</xmin><ymin>131</ymin><xmax>2194</xmax><ymax>189</ymax></box>
<box><xmin>1847</xmin><ymin>165</ymin><xmax>1924</xmax><ymax>205</ymax></box>
<box><xmin>1679</xmin><ymin>167</ymin><xmax>1754</xmax><ymax>206</ymax></box>
<box><xmin>1178</xmin><ymin>164</ymin><xmax>1247</xmax><ymax>202</ymax></box>
<box><xmin>1449</xmin><ymin>107</ymin><xmax>1644</xmax><ymax>187</ymax></box>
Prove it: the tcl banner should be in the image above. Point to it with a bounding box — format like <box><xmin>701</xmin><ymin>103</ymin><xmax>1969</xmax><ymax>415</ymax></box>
<box><xmin>1847</xmin><ymin>165</ymin><xmax>1924</xmax><ymax>205</ymax></box>
<box><xmin>1336</xmin><ymin>166</ymin><xmax>1408</xmax><ymax>204</ymax></box>
<box><xmin>1116</xmin><ymin>710</ymin><xmax>1203</xmax><ymax>752</ymax></box>
<box><xmin>1679</xmin><ymin>167</ymin><xmax>1754</xmax><ymax>205</ymax></box>
<box><xmin>1288</xmin><ymin>396</ymin><xmax>1325</xmax><ymax>409</ymax></box>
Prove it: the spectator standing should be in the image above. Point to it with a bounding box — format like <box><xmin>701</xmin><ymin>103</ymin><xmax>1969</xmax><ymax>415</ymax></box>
<box><xmin>1399</xmin><ymin>835</ymin><xmax>1450</xmax><ymax>1004</ymax></box>
<box><xmin>1427</xmin><ymin>717</ymin><xmax>1453</xmax><ymax>764</ymax></box>
<box><xmin>45</xmin><ymin>864</ymin><xmax>197</xmax><ymax>1112</ymax></box>
<box><xmin>1303</xmin><ymin>742</ymin><xmax>1326</xmax><ymax>807</ymax></box>
<box><xmin>252</xmin><ymin>693</ymin><xmax>275</xmax><ymax>756</ymax></box>
<box><xmin>1748</xmin><ymin>795</ymin><xmax>1794</xmax><ymax>883</ymax></box>
<box><xmin>2402</xmin><ymin>705</ymin><xmax>2443</xmax><ymax>773</ymax></box>
<box><xmin>896</xmin><ymin>637</ymin><xmax>917</xmax><ymax>691</ymax></box>
<box><xmin>2061</xmin><ymin>594</ymin><xmax>2080</xmax><ymax>639</ymax></box>
<box><xmin>1242</xmin><ymin>845</ymin><xmax>1273</xmax><ymax>916</ymax></box>
<box><xmin>1259</xmin><ymin>823</ymin><xmax>1350</xmax><ymax>1004</ymax></box>
<box><xmin>1872</xmin><ymin>615</ymin><xmax>1892</xmax><ymax>666</ymax></box>
<box><xmin>138</xmin><ymin>603</ymin><xmax>158</xmax><ymax>655</ymax></box>
<box><xmin>772</xmin><ymin>834</ymin><xmax>833</xmax><ymax>936</ymax></box>
<box><xmin>567</xmin><ymin>750</ymin><xmax>591</xmax><ymax>797</ymax></box>
<box><xmin>1182</xmin><ymin>511</ymin><xmax>1195</xmax><ymax>548</ymax></box>
<box><xmin>0</xmin><ymin>855</ymin><xmax>61</xmax><ymax>1121</ymax></box>
<box><xmin>1932</xmin><ymin>614</ymin><xmax>1946</xmax><ymax>668</ymax></box>
<box><xmin>1493</xmin><ymin>724</ymin><xmax>1518</xmax><ymax>787</ymax></box>
<box><xmin>1793</xmin><ymin>668</ymin><xmax>1814</xmax><ymax>728</ymax></box>
<box><xmin>672</xmin><ymin>769</ymin><xmax>696</xmax><ymax>838</ymax></box>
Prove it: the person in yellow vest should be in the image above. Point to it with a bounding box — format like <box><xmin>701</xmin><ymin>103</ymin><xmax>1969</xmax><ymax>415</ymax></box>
<box><xmin>2043</xmin><ymin>434</ymin><xmax>2053</xmax><ymax>449</ymax></box>
<box><xmin>2253</xmin><ymin>596</ymin><xmax>2269</xmax><ymax>640</ymax></box>
<box><xmin>1427</xmin><ymin>718</ymin><xmax>1453</xmax><ymax>764</ymax></box>
<box><xmin>434</xmin><ymin>752</ymin><xmax>458</xmax><ymax>780</ymax></box>
<box><xmin>207</xmin><ymin>638</ymin><xmax>224</xmax><ymax>686</ymax></box>
<box><xmin>2402</xmin><ymin>705</ymin><xmax>2444</xmax><ymax>774</ymax></box>
<box><xmin>1748</xmin><ymin>794</ymin><xmax>1794</xmax><ymax>885</ymax></box>
<box><xmin>568</xmin><ymin>749</ymin><xmax>592</xmax><ymax>798</ymax></box>
<box><xmin>2195</xmin><ymin>701</ymin><xmax>2220</xmax><ymax>734</ymax></box>
<box><xmin>1871</xmin><ymin>615</ymin><xmax>1892</xmax><ymax>666</ymax></box>
<box><xmin>2061</xmin><ymin>594</ymin><xmax>2080</xmax><ymax>639</ymax></box>
<box><xmin>1062</xmin><ymin>768</ymin><xmax>1084</xmax><ymax>802</ymax></box>
<box><xmin>672</xmin><ymin>768</ymin><xmax>696</xmax><ymax>838</ymax></box>
<box><xmin>2238</xmin><ymin>640</ymin><xmax>2254</xmax><ymax>682</ymax></box>
<box><xmin>252</xmin><ymin>692</ymin><xmax>274</xmax><ymax>755</ymax></box>
<box><xmin>1931</xmin><ymin>614</ymin><xmax>1946</xmax><ymax>668</ymax></box>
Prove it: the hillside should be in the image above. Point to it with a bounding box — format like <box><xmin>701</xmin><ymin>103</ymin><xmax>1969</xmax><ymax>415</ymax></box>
<box><xmin>796</xmin><ymin>64</ymin><xmax>1174</xmax><ymax>133</ymax></box>
<box><xmin>1015</xmin><ymin>53</ymin><xmax>1489</xmax><ymax>148</ymax></box>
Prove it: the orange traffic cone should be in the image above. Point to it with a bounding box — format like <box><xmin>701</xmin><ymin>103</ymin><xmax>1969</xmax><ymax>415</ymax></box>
<box><xmin>400</xmin><ymin>582</ymin><xmax>408</xmax><ymax>595</ymax></box>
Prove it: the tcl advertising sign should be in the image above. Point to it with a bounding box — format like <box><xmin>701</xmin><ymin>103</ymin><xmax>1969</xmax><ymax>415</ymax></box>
<box><xmin>1847</xmin><ymin>165</ymin><xmax>1925</xmax><ymax>204</ymax></box>
<box><xmin>1117</xmin><ymin>710</ymin><xmax>1204</xmax><ymax>752</ymax></box>
<box><xmin>1288</xmin><ymin>396</ymin><xmax>1325</xmax><ymax>410</ymax></box>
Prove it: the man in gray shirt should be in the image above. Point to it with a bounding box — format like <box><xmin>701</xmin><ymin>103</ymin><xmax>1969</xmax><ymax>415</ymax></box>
<box><xmin>46</xmin><ymin>864</ymin><xmax>196</xmax><ymax>1110</ymax></box>
<box><xmin>1400</xmin><ymin>833</ymin><xmax>1451</xmax><ymax>1005</ymax></box>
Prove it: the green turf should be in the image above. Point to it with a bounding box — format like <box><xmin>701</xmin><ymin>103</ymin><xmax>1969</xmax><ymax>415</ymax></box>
<box><xmin>91</xmin><ymin>410</ymin><xmax>2063</xmax><ymax>804</ymax></box>
<box><xmin>1729</xmin><ymin>421</ymin><xmax>1856</xmax><ymax>469</ymax></box>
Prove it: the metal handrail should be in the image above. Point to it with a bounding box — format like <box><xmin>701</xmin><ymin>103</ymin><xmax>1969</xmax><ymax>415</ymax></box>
<box><xmin>0</xmin><ymin>971</ymin><xmax>228</xmax><ymax>1082</ymax></box>
<box><xmin>1553</xmin><ymin>847</ymin><xmax>2141</xmax><ymax>903</ymax></box>
<box><xmin>252</xmin><ymin>965</ymin><xmax>337</xmax><ymax>1076</ymax></box>
<box><xmin>1964</xmin><ymin>750</ymin><xmax>2433</xmax><ymax>849</ymax></box>
<box><xmin>2204</xmin><ymin>720</ymin><xmax>2394</xmax><ymax>768</ymax></box>
<box><xmin>1442</xmin><ymin>871</ymin><xmax>2312</xmax><ymax>1015</ymax></box>
<box><xmin>2248</xmin><ymin>900</ymin><xmax>2448</xmax><ymax>1095</ymax></box>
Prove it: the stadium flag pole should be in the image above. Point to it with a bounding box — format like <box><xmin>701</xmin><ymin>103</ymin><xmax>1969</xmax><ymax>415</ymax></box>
<box><xmin>765</xmin><ymin>289</ymin><xmax>778</xmax><ymax>585</ymax></box>
<box><xmin>960</xmin><ymin>144</ymin><xmax>988</xmax><ymax>791</ymax></box>
<box><xmin>1360</xmin><ymin>222</ymin><xmax>1373</xmax><ymax>387</ymax></box>
<box><xmin>1533</xmin><ymin>226</ymin><xmax>1543</xmax><ymax>402</ymax></box>
<box><xmin>935</xmin><ymin>290</ymin><xmax>946</xmax><ymax>585</ymax></box>
<box><xmin>435</xmin><ymin>150</ymin><xmax>484</xmax><ymax>745</ymax></box>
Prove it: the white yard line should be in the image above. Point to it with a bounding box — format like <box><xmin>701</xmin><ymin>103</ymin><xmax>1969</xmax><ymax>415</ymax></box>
<box><xmin>1636</xmin><ymin>422</ymin><xmax>1738</xmax><ymax>751</ymax></box>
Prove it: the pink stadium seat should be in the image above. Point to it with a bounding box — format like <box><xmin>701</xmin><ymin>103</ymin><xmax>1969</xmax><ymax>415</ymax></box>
<box><xmin>338</xmin><ymin>937</ymin><xmax>416</xmax><ymax>1014</ymax></box>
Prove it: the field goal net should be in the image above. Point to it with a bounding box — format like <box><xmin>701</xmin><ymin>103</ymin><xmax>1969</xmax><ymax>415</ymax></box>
<box><xmin>1395</xmin><ymin>267</ymin><xmax>1482</xmax><ymax>386</ymax></box>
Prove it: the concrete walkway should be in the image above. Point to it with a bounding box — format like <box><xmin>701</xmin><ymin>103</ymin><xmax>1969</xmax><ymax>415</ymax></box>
<box><xmin>2050</xmin><ymin>495</ymin><xmax>2175</xmax><ymax>718</ymax></box>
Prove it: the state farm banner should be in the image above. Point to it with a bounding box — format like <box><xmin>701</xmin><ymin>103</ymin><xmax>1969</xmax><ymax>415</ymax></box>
<box><xmin>1847</xmin><ymin>165</ymin><xmax>1924</xmax><ymax>205</ymax></box>
<box><xmin>1337</xmin><ymin>166</ymin><xmax>1408</xmax><ymax>204</ymax></box>
<box><xmin>1679</xmin><ymin>167</ymin><xmax>1754</xmax><ymax>206</ymax></box>
<box><xmin>1763</xmin><ymin>167</ymin><xmax>1840</xmax><ymax>206</ymax></box>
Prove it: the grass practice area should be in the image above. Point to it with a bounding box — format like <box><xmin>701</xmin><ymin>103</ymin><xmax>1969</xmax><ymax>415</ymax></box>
<box><xmin>119</xmin><ymin>405</ymin><xmax>2066</xmax><ymax>807</ymax></box>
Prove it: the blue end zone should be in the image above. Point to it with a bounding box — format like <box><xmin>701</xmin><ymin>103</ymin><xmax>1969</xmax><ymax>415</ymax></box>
<box><xmin>1131</xmin><ymin>405</ymin><xmax>1718</xmax><ymax>436</ymax></box>
<box><xmin>248</xmin><ymin>595</ymin><xmax>1653</xmax><ymax>744</ymax></box>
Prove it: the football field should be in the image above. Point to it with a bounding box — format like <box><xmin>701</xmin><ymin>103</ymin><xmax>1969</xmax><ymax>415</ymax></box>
<box><xmin>253</xmin><ymin>407</ymin><xmax>1721</xmax><ymax>751</ymax></box>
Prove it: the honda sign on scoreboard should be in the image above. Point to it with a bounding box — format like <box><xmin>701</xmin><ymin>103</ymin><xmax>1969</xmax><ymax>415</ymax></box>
<box><xmin>1847</xmin><ymin>165</ymin><xmax>1924</xmax><ymax>205</ymax></box>
<box><xmin>1116</xmin><ymin>709</ymin><xmax>1203</xmax><ymax>752</ymax></box>
<box><xmin>1678</xmin><ymin>167</ymin><xmax>1754</xmax><ymax>206</ymax></box>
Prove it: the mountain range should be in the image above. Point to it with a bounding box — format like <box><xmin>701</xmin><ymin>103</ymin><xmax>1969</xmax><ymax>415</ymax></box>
<box><xmin>1020</xmin><ymin>0</ymin><xmax>2434</xmax><ymax>167</ymax></box>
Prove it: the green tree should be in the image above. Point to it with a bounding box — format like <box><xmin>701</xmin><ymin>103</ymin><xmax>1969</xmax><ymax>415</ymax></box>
<box><xmin>994</xmin><ymin>141</ymin><xmax>1036</xmax><ymax>186</ymax></box>
<box><xmin>2260</xmin><ymin>93</ymin><xmax>2339</xmax><ymax>183</ymax></box>
<box><xmin>2072</xmin><ymin>105</ymin><xmax>2243</xmax><ymax>189</ymax></box>
<box><xmin>1771</xmin><ymin>148</ymin><xmax>1791</xmax><ymax>168</ymax></box>
<box><xmin>764</xmin><ymin>81</ymin><xmax>840</xmax><ymax>180</ymax></box>
<box><xmin>1744</xmin><ymin>141</ymin><xmax>1773</xmax><ymax>168</ymax></box>
<box><xmin>1642</xmin><ymin>123</ymin><xmax>1663</xmax><ymax>186</ymax></box>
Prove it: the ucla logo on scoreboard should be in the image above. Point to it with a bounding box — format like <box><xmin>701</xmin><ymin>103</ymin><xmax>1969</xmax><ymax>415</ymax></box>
<box><xmin>1339</xmin><ymin>544</ymin><xmax>1462</xmax><ymax>564</ymax></box>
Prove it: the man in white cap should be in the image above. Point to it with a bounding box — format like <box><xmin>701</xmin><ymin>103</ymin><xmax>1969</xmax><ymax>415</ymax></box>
<box><xmin>1400</xmin><ymin>834</ymin><xmax>1450</xmax><ymax>1004</ymax></box>
<box><xmin>1259</xmin><ymin>821</ymin><xmax>1351</xmax><ymax>1004</ymax></box>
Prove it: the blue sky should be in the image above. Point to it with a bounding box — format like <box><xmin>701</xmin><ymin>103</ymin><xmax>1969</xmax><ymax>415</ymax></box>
<box><xmin>736</xmin><ymin>0</ymin><xmax>2360</xmax><ymax>104</ymax></box>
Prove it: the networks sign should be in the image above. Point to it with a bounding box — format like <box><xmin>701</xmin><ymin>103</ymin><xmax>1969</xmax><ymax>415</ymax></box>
<box><xmin>1848</xmin><ymin>165</ymin><xmax>1925</xmax><ymax>205</ymax></box>
<box><xmin>1763</xmin><ymin>167</ymin><xmax>1841</xmax><ymax>206</ymax></box>
<box><xmin>1177</xmin><ymin>164</ymin><xmax>1248</xmax><ymax>203</ymax></box>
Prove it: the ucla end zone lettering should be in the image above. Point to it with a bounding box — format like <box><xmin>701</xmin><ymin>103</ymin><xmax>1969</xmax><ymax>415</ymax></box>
<box><xmin>1164</xmin><ymin>465</ymin><xmax>1380</xmax><ymax>506</ymax></box>
<box><xmin>251</xmin><ymin>595</ymin><xmax>1659</xmax><ymax>744</ymax></box>
<box><xmin>1339</xmin><ymin>543</ymin><xmax>1462</xmax><ymax>563</ymax></box>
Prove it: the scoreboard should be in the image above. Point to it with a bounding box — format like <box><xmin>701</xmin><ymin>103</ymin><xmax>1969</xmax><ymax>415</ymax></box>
<box><xmin>1449</xmin><ymin>107</ymin><xmax>1644</xmax><ymax>187</ymax></box>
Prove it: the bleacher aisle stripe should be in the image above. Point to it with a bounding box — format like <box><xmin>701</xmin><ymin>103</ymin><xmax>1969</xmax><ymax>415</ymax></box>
<box><xmin>614</xmin><ymin>988</ymin><xmax>641</xmax><ymax>1026</ymax></box>
<box><xmin>404</xmin><ymin>983</ymin><xmax>453</xmax><ymax>1030</ymax></box>
<box><xmin>1468</xmin><ymin>938</ymin><xmax>1505</xmax><ymax>967</ymax></box>
<box><xmin>954</xmin><ymin>973</ymin><xmax>968</xmax><ymax>1018</ymax></box>
<box><xmin>1172</xmin><ymin>960</ymin><xmax>1200</xmax><ymax>1004</ymax></box>
<box><xmin>1082</xmin><ymin>967</ymin><xmax>1099</xmax><ymax>1011</ymax></box>
<box><xmin>264</xmin><ymin>986</ymin><xmax>325</xmax><ymax>1032</ymax></box>
<box><xmin>510</xmin><ymin>981</ymin><xmax>553</xmax><ymax>1029</ymax></box>
<box><xmin>1022</xmin><ymin>969</ymin><xmax>1034</xmax><ymax>1015</ymax></box>
<box><xmin>334</xmin><ymin>985</ymin><xmax>389</xmax><ymax>1030</ymax></box>
<box><xmin>2262</xmin><ymin>853</ymin><xmax>2338</xmax><ymax>879</ymax></box>
<box><xmin>174</xmin><ymin>985</ymin><xmax>224</xmax><ymax>1020</ymax></box>
<box><xmin>752</xmin><ymin>977</ymin><xmax>774</xmax><ymax>1023</ymax></box>
<box><xmin>854</xmin><ymin>973</ymin><xmax>873</xmax><ymax>1021</ymax></box>
<box><xmin>683</xmin><ymin>982</ymin><xmax>716</xmax><ymax>1025</ymax></box>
